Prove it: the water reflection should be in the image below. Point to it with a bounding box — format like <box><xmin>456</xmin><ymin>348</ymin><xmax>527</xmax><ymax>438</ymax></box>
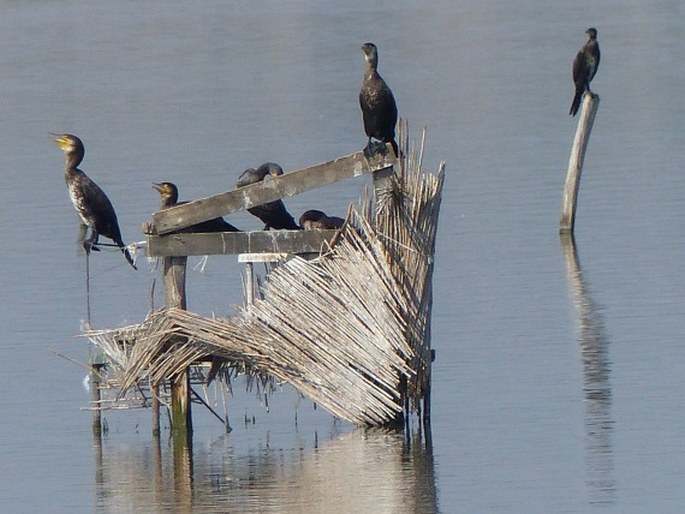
<box><xmin>561</xmin><ymin>235</ymin><xmax>615</xmax><ymax>506</ymax></box>
<box><xmin>93</xmin><ymin>426</ymin><xmax>438</xmax><ymax>513</ymax></box>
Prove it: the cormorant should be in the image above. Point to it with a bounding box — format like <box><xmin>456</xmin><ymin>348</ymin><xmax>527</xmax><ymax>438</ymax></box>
<box><xmin>299</xmin><ymin>209</ymin><xmax>345</xmax><ymax>230</ymax></box>
<box><xmin>570</xmin><ymin>28</ymin><xmax>600</xmax><ymax>116</ymax></box>
<box><xmin>359</xmin><ymin>42</ymin><xmax>399</xmax><ymax>157</ymax></box>
<box><xmin>52</xmin><ymin>133</ymin><xmax>136</xmax><ymax>269</ymax></box>
<box><xmin>152</xmin><ymin>182</ymin><xmax>240</xmax><ymax>233</ymax></box>
<box><xmin>235</xmin><ymin>163</ymin><xmax>300</xmax><ymax>230</ymax></box>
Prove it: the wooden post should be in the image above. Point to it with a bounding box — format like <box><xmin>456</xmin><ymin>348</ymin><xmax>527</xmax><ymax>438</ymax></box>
<box><xmin>560</xmin><ymin>93</ymin><xmax>600</xmax><ymax>234</ymax></box>
<box><xmin>245</xmin><ymin>262</ymin><xmax>254</xmax><ymax>307</ymax></box>
<box><xmin>151</xmin><ymin>381</ymin><xmax>160</xmax><ymax>438</ymax></box>
<box><xmin>171</xmin><ymin>372</ymin><xmax>192</xmax><ymax>438</ymax></box>
<box><xmin>164</xmin><ymin>256</ymin><xmax>192</xmax><ymax>440</ymax></box>
<box><xmin>90</xmin><ymin>362</ymin><xmax>103</xmax><ymax>437</ymax></box>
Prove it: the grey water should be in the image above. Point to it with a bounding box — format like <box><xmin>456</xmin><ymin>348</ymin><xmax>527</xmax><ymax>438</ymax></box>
<box><xmin>1</xmin><ymin>1</ymin><xmax>684</xmax><ymax>512</ymax></box>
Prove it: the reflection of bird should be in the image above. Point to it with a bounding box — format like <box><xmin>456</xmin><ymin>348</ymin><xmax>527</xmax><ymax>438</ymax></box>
<box><xmin>570</xmin><ymin>28</ymin><xmax>600</xmax><ymax>116</ymax></box>
<box><xmin>299</xmin><ymin>210</ymin><xmax>345</xmax><ymax>230</ymax></box>
<box><xmin>236</xmin><ymin>163</ymin><xmax>300</xmax><ymax>230</ymax></box>
<box><xmin>152</xmin><ymin>182</ymin><xmax>240</xmax><ymax>233</ymax></box>
<box><xmin>359</xmin><ymin>42</ymin><xmax>398</xmax><ymax>157</ymax></box>
<box><xmin>52</xmin><ymin>133</ymin><xmax>136</xmax><ymax>269</ymax></box>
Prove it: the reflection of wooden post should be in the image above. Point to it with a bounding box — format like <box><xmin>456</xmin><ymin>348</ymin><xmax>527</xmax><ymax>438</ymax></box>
<box><xmin>560</xmin><ymin>93</ymin><xmax>600</xmax><ymax>234</ymax></box>
<box><xmin>560</xmin><ymin>233</ymin><xmax>616</xmax><ymax>503</ymax></box>
<box><xmin>152</xmin><ymin>432</ymin><xmax>163</xmax><ymax>506</ymax></box>
<box><xmin>164</xmin><ymin>256</ymin><xmax>192</xmax><ymax>439</ymax></box>
<box><xmin>173</xmin><ymin>433</ymin><xmax>194</xmax><ymax>508</ymax></box>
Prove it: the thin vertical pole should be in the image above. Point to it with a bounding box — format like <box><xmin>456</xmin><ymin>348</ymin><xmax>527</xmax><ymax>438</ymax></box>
<box><xmin>85</xmin><ymin>251</ymin><xmax>92</xmax><ymax>329</ymax></box>
<box><xmin>560</xmin><ymin>93</ymin><xmax>600</xmax><ymax>234</ymax></box>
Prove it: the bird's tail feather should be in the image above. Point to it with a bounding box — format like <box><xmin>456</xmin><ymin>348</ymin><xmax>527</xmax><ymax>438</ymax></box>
<box><xmin>117</xmin><ymin>241</ymin><xmax>137</xmax><ymax>270</ymax></box>
<box><xmin>390</xmin><ymin>139</ymin><xmax>399</xmax><ymax>159</ymax></box>
<box><xmin>569</xmin><ymin>89</ymin><xmax>583</xmax><ymax>116</ymax></box>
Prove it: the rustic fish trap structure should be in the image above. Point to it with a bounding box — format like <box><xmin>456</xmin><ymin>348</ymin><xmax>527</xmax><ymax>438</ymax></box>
<box><xmin>84</xmin><ymin>128</ymin><xmax>444</xmax><ymax>431</ymax></box>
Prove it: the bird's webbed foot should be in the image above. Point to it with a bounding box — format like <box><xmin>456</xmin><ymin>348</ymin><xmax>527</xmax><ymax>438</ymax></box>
<box><xmin>363</xmin><ymin>140</ymin><xmax>387</xmax><ymax>158</ymax></box>
<box><xmin>83</xmin><ymin>231</ymin><xmax>100</xmax><ymax>254</ymax></box>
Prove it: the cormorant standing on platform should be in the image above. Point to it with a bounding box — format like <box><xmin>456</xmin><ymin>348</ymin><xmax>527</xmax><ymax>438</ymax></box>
<box><xmin>299</xmin><ymin>209</ymin><xmax>345</xmax><ymax>230</ymax></box>
<box><xmin>570</xmin><ymin>28</ymin><xmax>600</xmax><ymax>116</ymax></box>
<box><xmin>235</xmin><ymin>163</ymin><xmax>300</xmax><ymax>230</ymax></box>
<box><xmin>52</xmin><ymin>133</ymin><xmax>136</xmax><ymax>269</ymax></box>
<box><xmin>152</xmin><ymin>182</ymin><xmax>241</xmax><ymax>233</ymax></box>
<box><xmin>359</xmin><ymin>42</ymin><xmax>399</xmax><ymax>157</ymax></box>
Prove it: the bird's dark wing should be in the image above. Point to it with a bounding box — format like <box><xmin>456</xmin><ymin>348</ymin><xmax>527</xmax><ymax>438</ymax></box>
<box><xmin>360</xmin><ymin>76</ymin><xmax>398</xmax><ymax>139</ymax></box>
<box><xmin>572</xmin><ymin>49</ymin><xmax>587</xmax><ymax>87</ymax></box>
<box><xmin>249</xmin><ymin>200</ymin><xmax>299</xmax><ymax>230</ymax></box>
<box><xmin>189</xmin><ymin>217</ymin><xmax>241</xmax><ymax>233</ymax></box>
<box><xmin>72</xmin><ymin>172</ymin><xmax>123</xmax><ymax>242</ymax></box>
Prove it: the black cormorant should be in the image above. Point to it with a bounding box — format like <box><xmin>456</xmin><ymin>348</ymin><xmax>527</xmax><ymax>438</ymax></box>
<box><xmin>235</xmin><ymin>163</ymin><xmax>300</xmax><ymax>230</ymax></box>
<box><xmin>299</xmin><ymin>209</ymin><xmax>345</xmax><ymax>230</ymax></box>
<box><xmin>152</xmin><ymin>182</ymin><xmax>240</xmax><ymax>233</ymax></box>
<box><xmin>52</xmin><ymin>133</ymin><xmax>136</xmax><ymax>269</ymax></box>
<box><xmin>570</xmin><ymin>28</ymin><xmax>600</xmax><ymax>116</ymax></box>
<box><xmin>359</xmin><ymin>42</ymin><xmax>398</xmax><ymax>157</ymax></box>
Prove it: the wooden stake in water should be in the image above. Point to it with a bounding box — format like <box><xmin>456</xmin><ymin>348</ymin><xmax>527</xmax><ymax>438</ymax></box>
<box><xmin>560</xmin><ymin>93</ymin><xmax>600</xmax><ymax>234</ymax></box>
<box><xmin>164</xmin><ymin>256</ymin><xmax>192</xmax><ymax>440</ymax></box>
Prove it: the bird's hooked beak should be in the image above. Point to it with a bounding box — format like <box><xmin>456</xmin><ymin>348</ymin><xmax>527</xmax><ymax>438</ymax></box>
<box><xmin>50</xmin><ymin>133</ymin><xmax>68</xmax><ymax>149</ymax></box>
<box><xmin>152</xmin><ymin>182</ymin><xmax>163</xmax><ymax>192</ymax></box>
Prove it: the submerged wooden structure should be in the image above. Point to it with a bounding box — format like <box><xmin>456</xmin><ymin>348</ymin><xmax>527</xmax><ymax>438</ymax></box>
<box><xmin>84</xmin><ymin>132</ymin><xmax>444</xmax><ymax>430</ymax></box>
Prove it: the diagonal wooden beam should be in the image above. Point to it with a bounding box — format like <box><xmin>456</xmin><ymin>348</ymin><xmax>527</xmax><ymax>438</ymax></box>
<box><xmin>150</xmin><ymin>145</ymin><xmax>395</xmax><ymax>235</ymax></box>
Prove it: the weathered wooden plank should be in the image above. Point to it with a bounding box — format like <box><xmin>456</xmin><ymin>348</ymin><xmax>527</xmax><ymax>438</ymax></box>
<box><xmin>560</xmin><ymin>93</ymin><xmax>600</xmax><ymax>234</ymax></box>
<box><xmin>147</xmin><ymin>230</ymin><xmax>339</xmax><ymax>257</ymax></box>
<box><xmin>150</xmin><ymin>145</ymin><xmax>395</xmax><ymax>235</ymax></box>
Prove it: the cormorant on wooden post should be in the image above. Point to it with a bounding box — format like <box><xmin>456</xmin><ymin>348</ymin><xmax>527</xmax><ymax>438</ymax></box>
<box><xmin>570</xmin><ymin>28</ymin><xmax>600</xmax><ymax>116</ymax></box>
<box><xmin>51</xmin><ymin>133</ymin><xmax>137</xmax><ymax>269</ymax></box>
<box><xmin>235</xmin><ymin>163</ymin><xmax>300</xmax><ymax>230</ymax></box>
<box><xmin>359</xmin><ymin>42</ymin><xmax>399</xmax><ymax>157</ymax></box>
<box><xmin>299</xmin><ymin>209</ymin><xmax>345</xmax><ymax>230</ymax></box>
<box><xmin>152</xmin><ymin>182</ymin><xmax>241</xmax><ymax>233</ymax></box>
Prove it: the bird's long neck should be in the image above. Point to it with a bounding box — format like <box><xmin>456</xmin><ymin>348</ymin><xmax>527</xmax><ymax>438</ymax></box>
<box><xmin>162</xmin><ymin>193</ymin><xmax>178</xmax><ymax>208</ymax></box>
<box><xmin>64</xmin><ymin>151</ymin><xmax>83</xmax><ymax>173</ymax></box>
<box><xmin>364</xmin><ymin>57</ymin><xmax>378</xmax><ymax>79</ymax></box>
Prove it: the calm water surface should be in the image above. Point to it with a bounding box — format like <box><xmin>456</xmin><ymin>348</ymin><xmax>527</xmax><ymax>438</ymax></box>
<box><xmin>1</xmin><ymin>1</ymin><xmax>684</xmax><ymax>512</ymax></box>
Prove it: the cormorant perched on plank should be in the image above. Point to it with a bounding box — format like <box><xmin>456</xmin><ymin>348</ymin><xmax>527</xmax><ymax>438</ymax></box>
<box><xmin>359</xmin><ymin>42</ymin><xmax>398</xmax><ymax>157</ymax></box>
<box><xmin>51</xmin><ymin>133</ymin><xmax>136</xmax><ymax>269</ymax></box>
<box><xmin>152</xmin><ymin>182</ymin><xmax>241</xmax><ymax>233</ymax></box>
<box><xmin>299</xmin><ymin>210</ymin><xmax>345</xmax><ymax>230</ymax></box>
<box><xmin>570</xmin><ymin>28</ymin><xmax>600</xmax><ymax>116</ymax></box>
<box><xmin>235</xmin><ymin>163</ymin><xmax>300</xmax><ymax>230</ymax></box>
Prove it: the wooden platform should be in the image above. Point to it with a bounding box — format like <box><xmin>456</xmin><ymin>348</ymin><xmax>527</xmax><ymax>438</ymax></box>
<box><xmin>85</xmin><ymin>138</ymin><xmax>444</xmax><ymax>427</ymax></box>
